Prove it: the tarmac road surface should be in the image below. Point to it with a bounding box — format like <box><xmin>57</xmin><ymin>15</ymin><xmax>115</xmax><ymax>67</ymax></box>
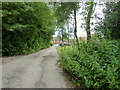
<box><xmin>2</xmin><ymin>47</ymin><xmax>68</xmax><ymax>88</ymax></box>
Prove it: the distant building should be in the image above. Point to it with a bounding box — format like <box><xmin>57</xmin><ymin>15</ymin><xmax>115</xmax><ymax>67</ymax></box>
<box><xmin>70</xmin><ymin>27</ymin><xmax>74</xmax><ymax>33</ymax></box>
<box><xmin>52</xmin><ymin>37</ymin><xmax>62</xmax><ymax>45</ymax></box>
<box><xmin>69</xmin><ymin>27</ymin><xmax>74</xmax><ymax>39</ymax></box>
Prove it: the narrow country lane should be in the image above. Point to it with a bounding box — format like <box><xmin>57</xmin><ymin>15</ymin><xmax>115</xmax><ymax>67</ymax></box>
<box><xmin>2</xmin><ymin>47</ymin><xmax>67</xmax><ymax>88</ymax></box>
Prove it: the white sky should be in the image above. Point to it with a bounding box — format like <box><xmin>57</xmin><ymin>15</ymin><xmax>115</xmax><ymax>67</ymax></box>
<box><xmin>53</xmin><ymin>2</ymin><xmax>105</xmax><ymax>37</ymax></box>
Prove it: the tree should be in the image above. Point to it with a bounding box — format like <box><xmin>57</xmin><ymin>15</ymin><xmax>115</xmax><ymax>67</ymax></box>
<box><xmin>2</xmin><ymin>2</ymin><xmax>56</xmax><ymax>56</ymax></box>
<box><xmin>85</xmin><ymin>1</ymin><xmax>94</xmax><ymax>41</ymax></box>
<box><xmin>82</xmin><ymin>0</ymin><xmax>94</xmax><ymax>41</ymax></box>
<box><xmin>74</xmin><ymin>8</ymin><xmax>79</xmax><ymax>44</ymax></box>
<box><xmin>57</xmin><ymin>26</ymin><xmax>69</xmax><ymax>43</ymax></box>
<box><xmin>95</xmin><ymin>2</ymin><xmax>120</xmax><ymax>40</ymax></box>
<box><xmin>53</xmin><ymin>2</ymin><xmax>80</xmax><ymax>44</ymax></box>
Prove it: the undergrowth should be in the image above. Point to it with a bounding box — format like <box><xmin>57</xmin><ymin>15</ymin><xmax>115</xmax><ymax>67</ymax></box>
<box><xmin>57</xmin><ymin>39</ymin><xmax>120</xmax><ymax>89</ymax></box>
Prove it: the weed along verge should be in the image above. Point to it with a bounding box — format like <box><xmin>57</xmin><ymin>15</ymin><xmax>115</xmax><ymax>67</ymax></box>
<box><xmin>57</xmin><ymin>39</ymin><xmax>120</xmax><ymax>88</ymax></box>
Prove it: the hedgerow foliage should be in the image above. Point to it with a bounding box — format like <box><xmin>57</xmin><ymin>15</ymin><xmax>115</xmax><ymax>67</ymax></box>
<box><xmin>2</xmin><ymin>2</ymin><xmax>55</xmax><ymax>56</ymax></box>
<box><xmin>57</xmin><ymin>39</ymin><xmax>120</xmax><ymax>88</ymax></box>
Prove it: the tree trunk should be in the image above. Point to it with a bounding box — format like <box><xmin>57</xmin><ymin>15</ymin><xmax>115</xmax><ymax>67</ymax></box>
<box><xmin>74</xmin><ymin>9</ymin><xmax>79</xmax><ymax>44</ymax></box>
<box><xmin>61</xmin><ymin>29</ymin><xmax>63</xmax><ymax>44</ymax></box>
<box><xmin>67</xmin><ymin>23</ymin><xmax>69</xmax><ymax>45</ymax></box>
<box><xmin>86</xmin><ymin>2</ymin><xmax>94</xmax><ymax>41</ymax></box>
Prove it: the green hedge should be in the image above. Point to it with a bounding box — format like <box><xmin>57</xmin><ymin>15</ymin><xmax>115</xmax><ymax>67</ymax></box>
<box><xmin>57</xmin><ymin>39</ymin><xmax>120</xmax><ymax>88</ymax></box>
<box><xmin>2</xmin><ymin>2</ymin><xmax>55</xmax><ymax>56</ymax></box>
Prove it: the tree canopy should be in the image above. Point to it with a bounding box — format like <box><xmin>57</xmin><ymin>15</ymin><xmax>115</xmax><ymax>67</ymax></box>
<box><xmin>95</xmin><ymin>2</ymin><xmax>120</xmax><ymax>40</ymax></box>
<box><xmin>2</xmin><ymin>2</ymin><xmax>56</xmax><ymax>56</ymax></box>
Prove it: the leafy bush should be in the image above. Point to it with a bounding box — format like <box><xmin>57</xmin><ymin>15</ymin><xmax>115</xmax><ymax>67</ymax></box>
<box><xmin>49</xmin><ymin>40</ymin><xmax>54</xmax><ymax>46</ymax></box>
<box><xmin>2</xmin><ymin>2</ymin><xmax>56</xmax><ymax>56</ymax></box>
<box><xmin>57</xmin><ymin>39</ymin><xmax>120</xmax><ymax>88</ymax></box>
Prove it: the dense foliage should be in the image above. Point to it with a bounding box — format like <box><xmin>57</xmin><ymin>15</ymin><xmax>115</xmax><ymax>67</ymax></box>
<box><xmin>57</xmin><ymin>1</ymin><xmax>120</xmax><ymax>89</ymax></box>
<box><xmin>57</xmin><ymin>39</ymin><xmax>120</xmax><ymax>88</ymax></box>
<box><xmin>96</xmin><ymin>2</ymin><xmax>120</xmax><ymax>39</ymax></box>
<box><xmin>2</xmin><ymin>2</ymin><xmax>120</xmax><ymax>89</ymax></box>
<box><xmin>53</xmin><ymin>2</ymin><xmax>80</xmax><ymax>43</ymax></box>
<box><xmin>2</xmin><ymin>2</ymin><xmax>55</xmax><ymax>56</ymax></box>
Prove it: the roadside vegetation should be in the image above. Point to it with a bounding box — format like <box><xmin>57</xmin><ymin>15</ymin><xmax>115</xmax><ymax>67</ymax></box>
<box><xmin>2</xmin><ymin>2</ymin><xmax>55</xmax><ymax>56</ymax></box>
<box><xmin>57</xmin><ymin>39</ymin><xmax>120</xmax><ymax>88</ymax></box>
<box><xmin>2</xmin><ymin>1</ymin><xmax>120</xmax><ymax>89</ymax></box>
<box><xmin>57</xmin><ymin>1</ymin><xmax>120</xmax><ymax>89</ymax></box>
